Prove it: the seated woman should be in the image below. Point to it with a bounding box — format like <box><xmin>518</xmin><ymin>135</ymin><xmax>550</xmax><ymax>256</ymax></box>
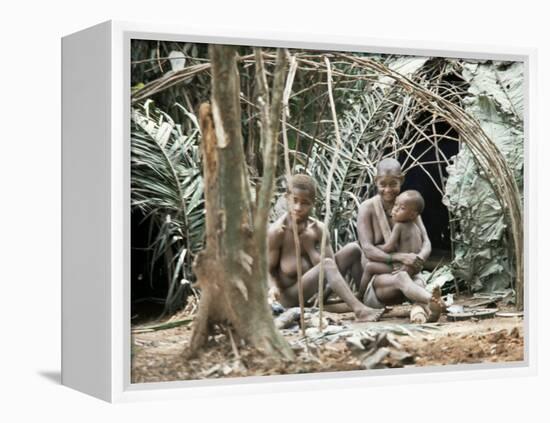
<box><xmin>357</xmin><ymin>158</ymin><xmax>443</xmax><ymax>323</ymax></box>
<box><xmin>268</xmin><ymin>174</ymin><xmax>383</xmax><ymax>322</ymax></box>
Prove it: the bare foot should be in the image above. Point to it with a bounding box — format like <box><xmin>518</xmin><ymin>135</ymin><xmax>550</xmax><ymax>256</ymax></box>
<box><xmin>426</xmin><ymin>286</ymin><xmax>444</xmax><ymax>323</ymax></box>
<box><xmin>354</xmin><ymin>306</ymin><xmax>384</xmax><ymax>322</ymax></box>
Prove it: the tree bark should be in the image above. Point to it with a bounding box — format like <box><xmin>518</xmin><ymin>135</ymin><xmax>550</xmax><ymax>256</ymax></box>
<box><xmin>188</xmin><ymin>46</ymin><xmax>293</xmax><ymax>361</ymax></box>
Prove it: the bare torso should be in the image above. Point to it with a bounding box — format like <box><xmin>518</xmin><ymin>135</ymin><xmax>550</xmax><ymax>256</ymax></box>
<box><xmin>357</xmin><ymin>194</ymin><xmax>430</xmax><ymax>266</ymax></box>
<box><xmin>394</xmin><ymin>221</ymin><xmax>422</xmax><ymax>255</ymax></box>
<box><xmin>268</xmin><ymin>214</ymin><xmax>322</xmax><ymax>291</ymax></box>
<box><xmin>371</xmin><ymin>211</ymin><xmax>390</xmax><ymax>247</ymax></box>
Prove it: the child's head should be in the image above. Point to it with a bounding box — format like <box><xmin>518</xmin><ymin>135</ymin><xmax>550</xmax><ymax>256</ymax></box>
<box><xmin>375</xmin><ymin>158</ymin><xmax>404</xmax><ymax>202</ymax></box>
<box><xmin>392</xmin><ymin>190</ymin><xmax>424</xmax><ymax>223</ymax></box>
<box><xmin>286</xmin><ymin>174</ymin><xmax>316</xmax><ymax>222</ymax></box>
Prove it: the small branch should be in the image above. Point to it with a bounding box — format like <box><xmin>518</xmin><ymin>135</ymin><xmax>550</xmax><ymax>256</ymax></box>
<box><xmin>132</xmin><ymin>63</ymin><xmax>212</xmax><ymax>104</ymax></box>
<box><xmin>432</xmin><ymin>117</ymin><xmax>448</xmax><ymax>189</ymax></box>
<box><xmin>401</xmin><ymin>147</ymin><xmax>445</xmax><ymax>196</ymax></box>
<box><xmin>237</xmin><ymin>92</ymin><xmax>366</xmax><ymax>167</ymax></box>
<box><xmin>227</xmin><ymin>326</ymin><xmax>241</xmax><ymax>361</ymax></box>
<box><xmin>156</xmin><ymin>41</ymin><xmax>164</xmax><ymax>73</ymax></box>
<box><xmin>132</xmin><ymin>55</ymin><xmax>210</xmax><ymax>64</ymax></box>
<box><xmin>401</xmin><ymin>160</ymin><xmax>451</xmax><ymax>173</ymax></box>
<box><xmin>405</xmin><ymin>116</ymin><xmax>453</xmax><ymax>168</ymax></box>
<box><xmin>392</xmin><ymin>142</ymin><xmax>435</xmax><ymax>175</ymax></box>
<box><xmin>254</xmin><ymin>48</ymin><xmax>286</xmax><ymax>239</ymax></box>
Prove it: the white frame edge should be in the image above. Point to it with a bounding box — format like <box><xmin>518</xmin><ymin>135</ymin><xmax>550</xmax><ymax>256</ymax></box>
<box><xmin>62</xmin><ymin>20</ymin><xmax>537</xmax><ymax>403</ymax></box>
<box><xmin>62</xmin><ymin>21</ymin><xmax>112</xmax><ymax>401</ymax></box>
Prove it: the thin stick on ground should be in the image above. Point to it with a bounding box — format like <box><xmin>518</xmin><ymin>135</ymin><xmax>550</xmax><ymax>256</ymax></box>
<box><xmin>227</xmin><ymin>327</ymin><xmax>241</xmax><ymax>361</ymax></box>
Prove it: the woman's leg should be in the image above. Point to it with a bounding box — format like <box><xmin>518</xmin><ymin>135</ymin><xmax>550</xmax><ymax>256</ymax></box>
<box><xmin>373</xmin><ymin>271</ymin><xmax>443</xmax><ymax>322</ymax></box>
<box><xmin>334</xmin><ymin>242</ymin><xmax>364</xmax><ymax>288</ymax></box>
<box><xmin>319</xmin><ymin>242</ymin><xmax>362</xmax><ymax>301</ymax></box>
<box><xmin>282</xmin><ymin>257</ymin><xmax>383</xmax><ymax>321</ymax></box>
<box><xmin>373</xmin><ymin>271</ymin><xmax>431</xmax><ymax>306</ymax></box>
<box><xmin>358</xmin><ymin>261</ymin><xmax>393</xmax><ymax>300</ymax></box>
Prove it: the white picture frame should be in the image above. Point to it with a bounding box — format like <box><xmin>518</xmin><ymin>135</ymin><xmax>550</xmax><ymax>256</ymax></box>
<box><xmin>61</xmin><ymin>20</ymin><xmax>537</xmax><ymax>403</ymax></box>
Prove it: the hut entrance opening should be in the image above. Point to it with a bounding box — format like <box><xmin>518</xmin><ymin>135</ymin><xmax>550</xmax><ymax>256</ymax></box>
<box><xmin>397</xmin><ymin>118</ymin><xmax>459</xmax><ymax>271</ymax></box>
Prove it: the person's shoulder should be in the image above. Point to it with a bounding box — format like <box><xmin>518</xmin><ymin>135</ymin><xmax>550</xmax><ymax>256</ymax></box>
<box><xmin>305</xmin><ymin>216</ymin><xmax>320</xmax><ymax>224</ymax></box>
<box><xmin>392</xmin><ymin>221</ymin><xmax>405</xmax><ymax>231</ymax></box>
<box><xmin>358</xmin><ymin>196</ymin><xmax>376</xmax><ymax>215</ymax></box>
<box><xmin>307</xmin><ymin>217</ymin><xmax>327</xmax><ymax>237</ymax></box>
<box><xmin>308</xmin><ymin>216</ymin><xmax>323</xmax><ymax>229</ymax></box>
<box><xmin>397</xmin><ymin>221</ymin><xmax>417</xmax><ymax>233</ymax></box>
<box><xmin>268</xmin><ymin>215</ymin><xmax>287</xmax><ymax>239</ymax></box>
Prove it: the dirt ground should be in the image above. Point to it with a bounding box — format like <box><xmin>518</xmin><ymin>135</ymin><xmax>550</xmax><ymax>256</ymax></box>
<box><xmin>131</xmin><ymin>295</ymin><xmax>524</xmax><ymax>384</ymax></box>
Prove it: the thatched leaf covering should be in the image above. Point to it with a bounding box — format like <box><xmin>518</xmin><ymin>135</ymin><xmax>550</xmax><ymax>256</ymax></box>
<box><xmin>443</xmin><ymin>61</ymin><xmax>524</xmax><ymax>292</ymax></box>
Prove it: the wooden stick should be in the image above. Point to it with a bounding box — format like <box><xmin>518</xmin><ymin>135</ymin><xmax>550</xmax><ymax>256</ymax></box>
<box><xmin>281</xmin><ymin>55</ymin><xmax>306</xmax><ymax>336</ymax></box>
<box><xmin>254</xmin><ymin>48</ymin><xmax>287</xmax><ymax>237</ymax></box>
<box><xmin>317</xmin><ymin>57</ymin><xmax>345</xmax><ymax>331</ymax></box>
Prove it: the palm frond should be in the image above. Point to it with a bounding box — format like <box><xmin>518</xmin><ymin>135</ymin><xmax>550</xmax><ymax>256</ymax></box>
<box><xmin>131</xmin><ymin>102</ymin><xmax>204</xmax><ymax>313</ymax></box>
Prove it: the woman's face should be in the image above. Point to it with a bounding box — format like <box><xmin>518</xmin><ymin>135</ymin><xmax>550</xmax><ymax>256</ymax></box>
<box><xmin>375</xmin><ymin>175</ymin><xmax>402</xmax><ymax>203</ymax></box>
<box><xmin>287</xmin><ymin>188</ymin><xmax>314</xmax><ymax>223</ymax></box>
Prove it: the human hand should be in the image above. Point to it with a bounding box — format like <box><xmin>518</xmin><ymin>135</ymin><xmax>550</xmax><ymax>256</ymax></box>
<box><xmin>396</xmin><ymin>253</ymin><xmax>418</xmax><ymax>267</ymax></box>
<box><xmin>268</xmin><ymin>286</ymin><xmax>281</xmax><ymax>303</ymax></box>
<box><xmin>393</xmin><ymin>253</ymin><xmax>423</xmax><ymax>272</ymax></box>
<box><xmin>413</xmin><ymin>255</ymin><xmax>424</xmax><ymax>273</ymax></box>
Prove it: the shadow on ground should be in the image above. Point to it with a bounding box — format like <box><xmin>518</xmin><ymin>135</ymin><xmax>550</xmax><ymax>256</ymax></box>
<box><xmin>38</xmin><ymin>370</ymin><xmax>61</xmax><ymax>384</ymax></box>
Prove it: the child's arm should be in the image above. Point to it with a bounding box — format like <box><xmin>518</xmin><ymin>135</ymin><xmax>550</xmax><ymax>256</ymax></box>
<box><xmin>379</xmin><ymin>223</ymin><xmax>402</xmax><ymax>253</ymax></box>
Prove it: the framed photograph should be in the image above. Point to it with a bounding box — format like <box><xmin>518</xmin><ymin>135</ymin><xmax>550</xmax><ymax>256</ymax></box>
<box><xmin>62</xmin><ymin>21</ymin><xmax>536</xmax><ymax>402</ymax></box>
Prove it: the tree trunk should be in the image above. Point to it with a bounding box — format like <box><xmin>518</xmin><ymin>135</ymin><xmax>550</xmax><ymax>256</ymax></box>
<box><xmin>188</xmin><ymin>45</ymin><xmax>293</xmax><ymax>361</ymax></box>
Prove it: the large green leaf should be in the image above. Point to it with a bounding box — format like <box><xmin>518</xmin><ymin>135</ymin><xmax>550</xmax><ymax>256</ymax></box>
<box><xmin>443</xmin><ymin>61</ymin><xmax>523</xmax><ymax>292</ymax></box>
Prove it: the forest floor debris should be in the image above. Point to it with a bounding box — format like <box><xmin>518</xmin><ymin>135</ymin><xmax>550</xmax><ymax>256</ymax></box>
<box><xmin>131</xmin><ymin>295</ymin><xmax>524</xmax><ymax>383</ymax></box>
